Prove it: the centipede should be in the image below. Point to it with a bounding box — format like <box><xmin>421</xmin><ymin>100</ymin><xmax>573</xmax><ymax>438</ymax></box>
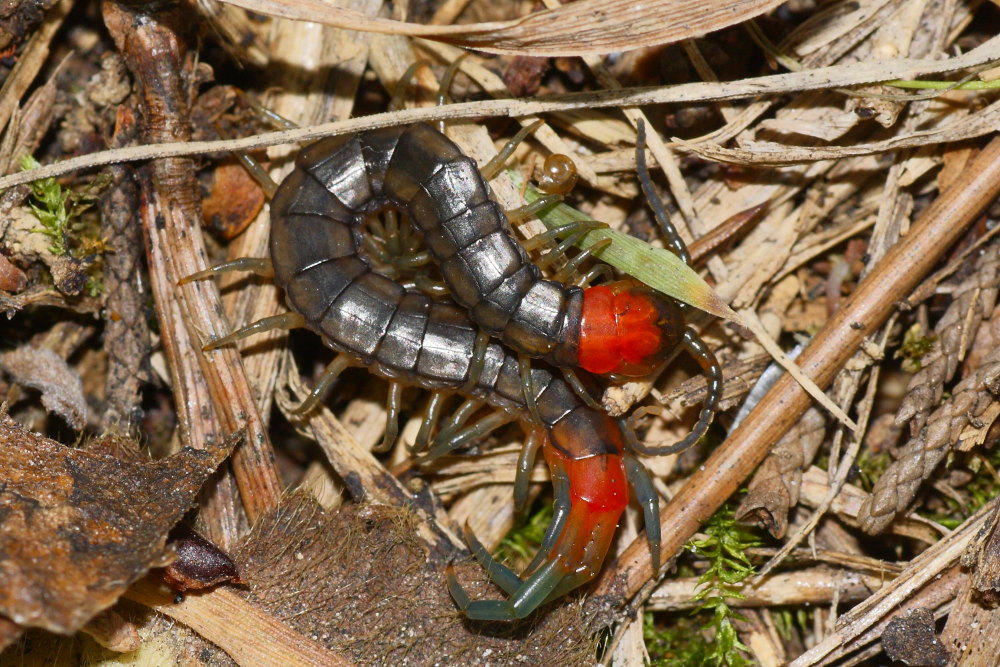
<box><xmin>188</xmin><ymin>122</ymin><xmax>721</xmax><ymax>620</ymax></box>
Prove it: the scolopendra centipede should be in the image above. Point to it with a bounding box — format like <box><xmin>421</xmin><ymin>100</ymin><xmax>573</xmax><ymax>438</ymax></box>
<box><xmin>186</xmin><ymin>122</ymin><xmax>720</xmax><ymax>619</ymax></box>
<box><xmin>293</xmin><ymin>122</ymin><xmax>722</xmax><ymax>454</ymax></box>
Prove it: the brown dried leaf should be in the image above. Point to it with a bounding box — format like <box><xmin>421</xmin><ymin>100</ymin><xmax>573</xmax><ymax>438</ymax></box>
<box><xmin>736</xmin><ymin>407</ymin><xmax>827</xmax><ymax>538</ymax></box>
<box><xmin>0</xmin><ymin>415</ymin><xmax>237</xmax><ymax>634</ymax></box>
<box><xmin>200</xmin><ymin>159</ymin><xmax>266</xmax><ymax>240</ymax></box>
<box><xmin>0</xmin><ymin>345</ymin><xmax>87</xmax><ymax>429</ymax></box>
<box><xmin>218</xmin><ymin>0</ymin><xmax>786</xmax><ymax>56</ymax></box>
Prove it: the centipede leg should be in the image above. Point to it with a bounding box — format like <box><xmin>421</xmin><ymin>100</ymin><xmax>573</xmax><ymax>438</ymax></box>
<box><xmin>426</xmin><ymin>410</ymin><xmax>514</xmax><ymax>460</ymax></box>
<box><xmin>376</xmin><ymin>381</ymin><xmax>404</xmax><ymax>453</ymax></box>
<box><xmin>232</xmin><ymin>149</ymin><xmax>279</xmax><ymax>199</ymax></box>
<box><xmin>624</xmin><ymin>454</ymin><xmax>661</xmax><ymax>572</ymax></box>
<box><xmin>462</xmin><ymin>331</ymin><xmax>491</xmax><ymax>393</ymax></box>
<box><xmin>461</xmin><ymin>523</ymin><xmax>523</xmax><ymax>594</ymax></box>
<box><xmin>513</xmin><ymin>429</ymin><xmax>543</xmax><ymax>513</ymax></box>
<box><xmin>506</xmin><ymin>195</ymin><xmax>562</xmax><ymax>224</ymax></box>
<box><xmin>626</xmin><ymin>327</ymin><xmax>722</xmax><ymax>456</ymax></box>
<box><xmin>178</xmin><ymin>257</ymin><xmax>275</xmax><ymax>284</ymax></box>
<box><xmin>408</xmin><ymin>275</ymin><xmax>450</xmax><ymax>297</ymax></box>
<box><xmin>447</xmin><ymin>464</ymin><xmax>573</xmax><ymax>620</ymax></box>
<box><xmin>521</xmin><ymin>464</ymin><xmax>571</xmax><ymax>576</ymax></box>
<box><xmin>554</xmin><ymin>238</ymin><xmax>613</xmax><ymax>285</ymax></box>
<box><xmin>203</xmin><ymin>312</ymin><xmax>306</xmax><ymax>351</ymax></box>
<box><xmin>518</xmin><ymin>355</ymin><xmax>542</xmax><ymax>426</ymax></box>
<box><xmin>436</xmin><ymin>397</ymin><xmax>484</xmax><ymax>441</ymax></box>
<box><xmin>411</xmin><ymin>391</ymin><xmax>446</xmax><ymax>453</ymax></box>
<box><xmin>521</xmin><ymin>220</ymin><xmax>606</xmax><ymax>254</ymax></box>
<box><xmin>479</xmin><ymin>119</ymin><xmax>545</xmax><ymax>181</ymax></box>
<box><xmin>559</xmin><ymin>369</ymin><xmax>601</xmax><ymax>410</ymax></box>
<box><xmin>535</xmin><ymin>228</ymin><xmax>591</xmax><ymax>272</ymax></box>
<box><xmin>291</xmin><ymin>354</ymin><xmax>353</xmax><ymax>416</ymax></box>
<box><xmin>389</xmin><ymin>59</ymin><xmax>430</xmax><ymax>112</ymax></box>
<box><xmin>577</xmin><ymin>263</ymin><xmax>615</xmax><ymax>288</ymax></box>
<box><xmin>436</xmin><ymin>54</ymin><xmax>467</xmax><ymax>134</ymax></box>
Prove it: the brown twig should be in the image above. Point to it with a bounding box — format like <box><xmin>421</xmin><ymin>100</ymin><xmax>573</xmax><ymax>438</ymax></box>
<box><xmin>591</xmin><ymin>134</ymin><xmax>1000</xmax><ymax>615</ymax></box>
<box><xmin>103</xmin><ymin>1</ymin><xmax>281</xmax><ymax>524</ymax></box>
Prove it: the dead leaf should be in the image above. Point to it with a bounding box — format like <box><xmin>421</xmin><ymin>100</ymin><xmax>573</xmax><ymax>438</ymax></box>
<box><xmin>0</xmin><ymin>345</ymin><xmax>87</xmax><ymax>428</ymax></box>
<box><xmin>0</xmin><ymin>416</ymin><xmax>238</xmax><ymax>635</ymax></box>
<box><xmin>218</xmin><ymin>0</ymin><xmax>786</xmax><ymax>56</ymax></box>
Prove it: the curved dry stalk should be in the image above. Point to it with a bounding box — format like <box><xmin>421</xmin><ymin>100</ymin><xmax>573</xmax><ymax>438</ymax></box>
<box><xmin>590</xmin><ymin>134</ymin><xmax>1000</xmax><ymax>615</ymax></box>
<box><xmin>4</xmin><ymin>38</ymin><xmax>1000</xmax><ymax>192</ymax></box>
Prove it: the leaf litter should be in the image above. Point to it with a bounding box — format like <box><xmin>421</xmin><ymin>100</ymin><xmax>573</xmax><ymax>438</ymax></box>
<box><xmin>3</xmin><ymin>0</ymin><xmax>1000</xmax><ymax>665</ymax></box>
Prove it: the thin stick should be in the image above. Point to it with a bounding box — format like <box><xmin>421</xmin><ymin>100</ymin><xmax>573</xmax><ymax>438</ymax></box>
<box><xmin>4</xmin><ymin>41</ymin><xmax>1000</xmax><ymax>190</ymax></box>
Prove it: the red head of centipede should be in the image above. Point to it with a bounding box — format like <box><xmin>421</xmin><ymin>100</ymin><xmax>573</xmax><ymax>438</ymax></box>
<box><xmin>578</xmin><ymin>280</ymin><xmax>685</xmax><ymax>377</ymax></box>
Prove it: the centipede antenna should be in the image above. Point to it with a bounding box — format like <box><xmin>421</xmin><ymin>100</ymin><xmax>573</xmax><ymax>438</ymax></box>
<box><xmin>462</xmin><ymin>523</ymin><xmax>523</xmax><ymax>595</ymax></box>
<box><xmin>376</xmin><ymin>381</ymin><xmax>404</xmax><ymax>453</ymax></box>
<box><xmin>462</xmin><ymin>331</ymin><xmax>491</xmax><ymax>393</ymax></box>
<box><xmin>178</xmin><ymin>257</ymin><xmax>275</xmax><ymax>285</ymax></box>
<box><xmin>636</xmin><ymin>119</ymin><xmax>692</xmax><ymax>267</ymax></box>
<box><xmin>506</xmin><ymin>194</ymin><xmax>562</xmax><ymax>224</ymax></box>
<box><xmin>426</xmin><ymin>410</ymin><xmax>513</xmax><ymax>460</ymax></box>
<box><xmin>437</xmin><ymin>54</ymin><xmax>468</xmax><ymax>133</ymax></box>
<box><xmin>625</xmin><ymin>454</ymin><xmax>661</xmax><ymax>572</ymax></box>
<box><xmin>390</xmin><ymin>59</ymin><xmax>431</xmax><ymax>111</ymax></box>
<box><xmin>291</xmin><ymin>355</ymin><xmax>353</xmax><ymax>416</ymax></box>
<box><xmin>203</xmin><ymin>312</ymin><xmax>306</xmax><ymax>351</ymax></box>
<box><xmin>518</xmin><ymin>355</ymin><xmax>543</xmax><ymax>426</ymax></box>
<box><xmin>559</xmin><ymin>369</ymin><xmax>601</xmax><ymax>410</ymax></box>
<box><xmin>626</xmin><ymin>327</ymin><xmax>721</xmax><ymax>456</ymax></box>
<box><xmin>479</xmin><ymin>119</ymin><xmax>546</xmax><ymax>181</ymax></box>
<box><xmin>554</xmin><ymin>238</ymin><xmax>613</xmax><ymax>285</ymax></box>
<box><xmin>412</xmin><ymin>391</ymin><xmax>446</xmax><ymax>453</ymax></box>
<box><xmin>513</xmin><ymin>429</ymin><xmax>543</xmax><ymax>513</ymax></box>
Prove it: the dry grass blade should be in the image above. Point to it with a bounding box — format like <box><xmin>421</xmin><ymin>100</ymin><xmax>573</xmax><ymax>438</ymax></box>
<box><xmin>591</xmin><ymin>134</ymin><xmax>1000</xmax><ymax>611</ymax></box>
<box><xmin>125</xmin><ymin>577</ymin><xmax>351</xmax><ymax>667</ymax></box>
<box><xmin>218</xmin><ymin>0</ymin><xmax>785</xmax><ymax>56</ymax></box>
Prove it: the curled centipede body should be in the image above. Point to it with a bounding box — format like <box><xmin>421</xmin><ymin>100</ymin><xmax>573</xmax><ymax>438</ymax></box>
<box><xmin>293</xmin><ymin>123</ymin><xmax>722</xmax><ymax>455</ymax></box>
<box><xmin>194</xmin><ymin>126</ymin><xmax>668</xmax><ymax>621</ymax></box>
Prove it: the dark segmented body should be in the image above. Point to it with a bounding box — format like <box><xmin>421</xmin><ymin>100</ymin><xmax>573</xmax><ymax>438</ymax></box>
<box><xmin>290</xmin><ymin>123</ymin><xmax>584</xmax><ymax>367</ymax></box>
<box><xmin>270</xmin><ymin>154</ymin><xmax>615</xmax><ymax>460</ymax></box>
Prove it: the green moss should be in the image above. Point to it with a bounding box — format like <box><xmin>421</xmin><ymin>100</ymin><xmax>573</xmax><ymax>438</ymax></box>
<box><xmin>895</xmin><ymin>323</ymin><xmax>937</xmax><ymax>373</ymax></box>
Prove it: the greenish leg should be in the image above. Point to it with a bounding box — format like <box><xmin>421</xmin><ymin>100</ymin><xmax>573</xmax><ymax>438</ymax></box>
<box><xmin>203</xmin><ymin>312</ymin><xmax>305</xmax><ymax>351</ymax></box>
